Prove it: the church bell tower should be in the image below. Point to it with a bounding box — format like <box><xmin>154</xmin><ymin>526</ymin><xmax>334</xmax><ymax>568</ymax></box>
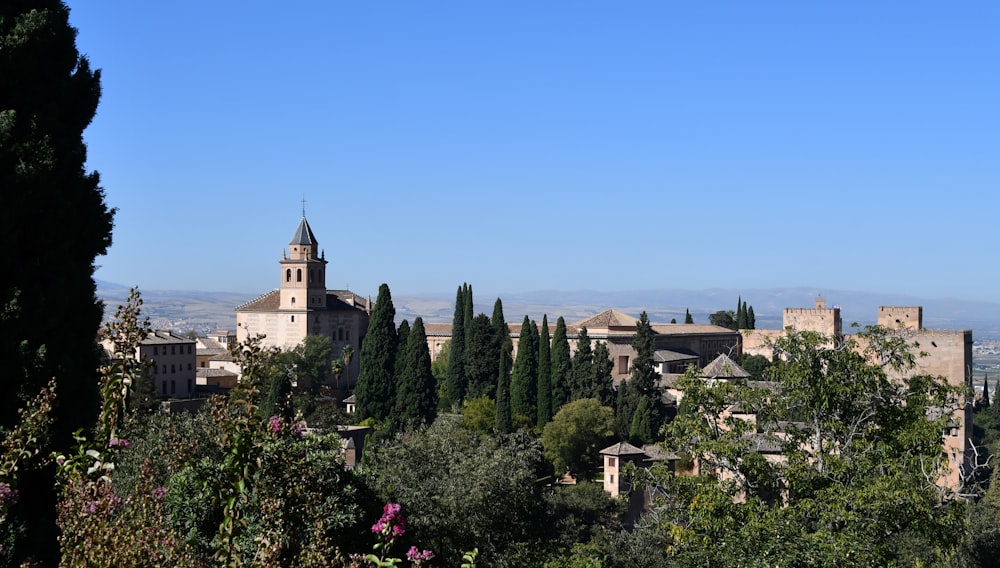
<box><xmin>279</xmin><ymin>215</ymin><xmax>328</xmax><ymax>310</ymax></box>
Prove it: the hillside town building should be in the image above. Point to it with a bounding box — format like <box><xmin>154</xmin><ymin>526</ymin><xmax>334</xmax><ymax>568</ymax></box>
<box><xmin>101</xmin><ymin>330</ymin><xmax>196</xmax><ymax>399</ymax></box>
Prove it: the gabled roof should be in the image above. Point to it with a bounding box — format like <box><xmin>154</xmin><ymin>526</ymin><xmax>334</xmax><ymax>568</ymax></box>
<box><xmin>700</xmin><ymin>353</ymin><xmax>750</xmax><ymax>379</ymax></box>
<box><xmin>576</xmin><ymin>309</ymin><xmax>638</xmax><ymax>329</ymax></box>
<box><xmin>290</xmin><ymin>216</ymin><xmax>318</xmax><ymax>246</ymax></box>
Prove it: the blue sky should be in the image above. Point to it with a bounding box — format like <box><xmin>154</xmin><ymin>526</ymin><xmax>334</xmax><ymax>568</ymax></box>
<box><xmin>68</xmin><ymin>2</ymin><xmax>999</xmax><ymax>303</ymax></box>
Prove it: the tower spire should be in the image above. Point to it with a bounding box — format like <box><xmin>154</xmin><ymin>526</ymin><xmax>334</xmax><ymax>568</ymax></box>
<box><xmin>301</xmin><ymin>195</ymin><xmax>307</xmax><ymax>218</ymax></box>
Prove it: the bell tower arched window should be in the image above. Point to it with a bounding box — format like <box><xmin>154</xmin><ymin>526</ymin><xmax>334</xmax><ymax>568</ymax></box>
<box><xmin>296</xmin><ymin>269</ymin><xmax>302</xmax><ymax>282</ymax></box>
<box><xmin>286</xmin><ymin>269</ymin><xmax>291</xmax><ymax>282</ymax></box>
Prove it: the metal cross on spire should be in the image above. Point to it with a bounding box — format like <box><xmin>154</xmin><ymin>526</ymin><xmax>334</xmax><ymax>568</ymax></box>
<box><xmin>301</xmin><ymin>195</ymin><xmax>307</xmax><ymax>217</ymax></box>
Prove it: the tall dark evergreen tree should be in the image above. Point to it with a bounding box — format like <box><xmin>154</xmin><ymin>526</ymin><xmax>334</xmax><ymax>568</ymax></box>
<box><xmin>393</xmin><ymin>319</ymin><xmax>410</xmax><ymax>390</ymax></box>
<box><xmin>592</xmin><ymin>341</ymin><xmax>615</xmax><ymax>407</ymax></box>
<box><xmin>536</xmin><ymin>315</ymin><xmax>553</xmax><ymax>427</ymax></box>
<box><xmin>983</xmin><ymin>374</ymin><xmax>991</xmax><ymax>409</ymax></box>
<box><xmin>629</xmin><ymin>395</ymin><xmax>654</xmax><ymax>445</ymax></box>
<box><xmin>395</xmin><ymin>318</ymin><xmax>438</xmax><ymax>427</ymax></box>
<box><xmin>737</xmin><ymin>297</ymin><xmax>747</xmax><ymax>330</ymax></box>
<box><xmin>464</xmin><ymin>314</ymin><xmax>496</xmax><ymax>399</ymax></box>
<box><xmin>355</xmin><ymin>283</ymin><xmax>398</xmax><ymax>421</ymax></box>
<box><xmin>1</xmin><ymin>4</ymin><xmax>115</xmax><ymax>559</ymax></box>
<box><xmin>616</xmin><ymin>311</ymin><xmax>660</xmax><ymax>438</ymax></box>
<box><xmin>511</xmin><ymin>316</ymin><xmax>538</xmax><ymax>422</ymax></box>
<box><xmin>445</xmin><ymin>285</ymin><xmax>467</xmax><ymax>406</ymax></box>
<box><xmin>495</xmin><ymin>333</ymin><xmax>513</xmax><ymax>434</ymax></box>
<box><xmin>570</xmin><ymin>326</ymin><xmax>594</xmax><ymax>401</ymax></box>
<box><xmin>463</xmin><ymin>283</ymin><xmax>474</xmax><ymax>348</ymax></box>
<box><xmin>685</xmin><ymin>308</ymin><xmax>694</xmax><ymax>324</ymax></box>
<box><xmin>747</xmin><ymin>305</ymin><xmax>756</xmax><ymax>329</ymax></box>
<box><xmin>490</xmin><ymin>298</ymin><xmax>511</xmax><ymax>375</ymax></box>
<box><xmin>550</xmin><ymin>316</ymin><xmax>572</xmax><ymax>413</ymax></box>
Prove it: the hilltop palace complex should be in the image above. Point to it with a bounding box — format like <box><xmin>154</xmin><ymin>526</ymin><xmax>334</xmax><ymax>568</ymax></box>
<box><xmin>223</xmin><ymin>215</ymin><xmax>972</xmax><ymax>489</ymax></box>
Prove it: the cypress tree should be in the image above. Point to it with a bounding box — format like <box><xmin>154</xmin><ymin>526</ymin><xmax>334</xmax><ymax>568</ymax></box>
<box><xmin>629</xmin><ymin>395</ymin><xmax>654</xmax><ymax>445</ymax></box>
<box><xmin>355</xmin><ymin>283</ymin><xmax>398</xmax><ymax>421</ymax></box>
<box><xmin>537</xmin><ymin>315</ymin><xmax>553</xmax><ymax>427</ymax></box>
<box><xmin>491</xmin><ymin>298</ymin><xmax>512</xmax><ymax>376</ymax></box>
<box><xmin>495</xmin><ymin>333</ymin><xmax>513</xmax><ymax>433</ymax></box>
<box><xmin>737</xmin><ymin>297</ymin><xmax>747</xmax><ymax>330</ymax></box>
<box><xmin>445</xmin><ymin>285</ymin><xmax>467</xmax><ymax>406</ymax></box>
<box><xmin>747</xmin><ymin>305</ymin><xmax>756</xmax><ymax>329</ymax></box>
<box><xmin>631</xmin><ymin>312</ymin><xmax>658</xmax><ymax>394</ymax></box>
<box><xmin>393</xmin><ymin>319</ymin><xmax>410</xmax><ymax>390</ymax></box>
<box><xmin>511</xmin><ymin>316</ymin><xmax>538</xmax><ymax>421</ymax></box>
<box><xmin>593</xmin><ymin>341</ymin><xmax>615</xmax><ymax>407</ymax></box>
<box><xmin>395</xmin><ymin>317</ymin><xmax>438</xmax><ymax>427</ymax></box>
<box><xmin>571</xmin><ymin>326</ymin><xmax>594</xmax><ymax>401</ymax></box>
<box><xmin>983</xmin><ymin>374</ymin><xmax>991</xmax><ymax>408</ymax></box>
<box><xmin>464</xmin><ymin>283</ymin><xmax>474</xmax><ymax>348</ymax></box>
<box><xmin>1</xmin><ymin>4</ymin><xmax>115</xmax><ymax>559</ymax></box>
<box><xmin>550</xmin><ymin>317</ymin><xmax>572</xmax><ymax>413</ymax></box>
<box><xmin>618</xmin><ymin>311</ymin><xmax>660</xmax><ymax>437</ymax></box>
<box><xmin>464</xmin><ymin>314</ymin><xmax>496</xmax><ymax>399</ymax></box>
<box><xmin>685</xmin><ymin>308</ymin><xmax>694</xmax><ymax>324</ymax></box>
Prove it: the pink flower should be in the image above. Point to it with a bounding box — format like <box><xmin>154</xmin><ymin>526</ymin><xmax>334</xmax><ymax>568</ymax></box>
<box><xmin>151</xmin><ymin>487</ymin><xmax>167</xmax><ymax>500</ymax></box>
<box><xmin>268</xmin><ymin>415</ymin><xmax>281</xmax><ymax>434</ymax></box>
<box><xmin>109</xmin><ymin>437</ymin><xmax>130</xmax><ymax>447</ymax></box>
<box><xmin>407</xmin><ymin>546</ymin><xmax>434</xmax><ymax>562</ymax></box>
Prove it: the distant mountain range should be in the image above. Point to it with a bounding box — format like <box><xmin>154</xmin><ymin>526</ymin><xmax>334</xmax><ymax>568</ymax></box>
<box><xmin>97</xmin><ymin>280</ymin><xmax>1000</xmax><ymax>340</ymax></box>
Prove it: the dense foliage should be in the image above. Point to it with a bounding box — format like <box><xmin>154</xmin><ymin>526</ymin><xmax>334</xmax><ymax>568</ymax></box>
<box><xmin>1</xmin><ymin>1</ymin><xmax>116</xmax><ymax>559</ymax></box>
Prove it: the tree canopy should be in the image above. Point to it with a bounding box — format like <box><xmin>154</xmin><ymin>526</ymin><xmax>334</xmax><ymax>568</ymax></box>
<box><xmin>656</xmin><ymin>327</ymin><xmax>968</xmax><ymax>565</ymax></box>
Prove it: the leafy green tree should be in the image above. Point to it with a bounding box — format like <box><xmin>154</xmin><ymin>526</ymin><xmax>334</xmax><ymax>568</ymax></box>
<box><xmin>366</xmin><ymin>419</ymin><xmax>549</xmax><ymax>567</ymax></box>
<box><xmin>445</xmin><ymin>285</ymin><xmax>467</xmax><ymax>407</ymax></box>
<box><xmin>536</xmin><ymin>315</ymin><xmax>553</xmax><ymax>428</ymax></box>
<box><xmin>657</xmin><ymin>327</ymin><xmax>968</xmax><ymax>565</ymax></box>
<box><xmin>709</xmin><ymin>309</ymin><xmax>737</xmax><ymax>330</ymax></box>
<box><xmin>684</xmin><ymin>309</ymin><xmax>694</xmax><ymax>324</ymax></box>
<box><xmin>511</xmin><ymin>317</ymin><xmax>538</xmax><ymax>422</ymax></box>
<box><xmin>0</xmin><ymin>3</ymin><xmax>115</xmax><ymax>558</ymax></box>
<box><xmin>541</xmin><ymin>398</ymin><xmax>615</xmax><ymax>481</ymax></box>
<box><xmin>550</xmin><ymin>317</ymin><xmax>572</xmax><ymax>413</ymax></box>
<box><xmin>355</xmin><ymin>283</ymin><xmax>398</xmax><ymax>421</ymax></box>
<box><xmin>464</xmin><ymin>314</ymin><xmax>497</xmax><ymax>400</ymax></box>
<box><xmin>292</xmin><ymin>334</ymin><xmax>334</xmax><ymax>394</ymax></box>
<box><xmin>395</xmin><ymin>317</ymin><xmax>437</xmax><ymax>428</ymax></box>
<box><xmin>461</xmin><ymin>395</ymin><xmax>497</xmax><ymax>435</ymax></box>
<box><xmin>739</xmin><ymin>353</ymin><xmax>771</xmax><ymax>381</ymax></box>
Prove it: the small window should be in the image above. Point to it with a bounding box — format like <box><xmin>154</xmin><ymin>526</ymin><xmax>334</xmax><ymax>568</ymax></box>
<box><xmin>171</xmin><ymin>345</ymin><xmax>176</xmax><ymax>355</ymax></box>
<box><xmin>171</xmin><ymin>364</ymin><xmax>175</xmax><ymax>373</ymax></box>
<box><xmin>153</xmin><ymin>346</ymin><xmax>158</xmax><ymax>356</ymax></box>
<box><xmin>162</xmin><ymin>365</ymin><xmax>167</xmax><ymax>374</ymax></box>
<box><xmin>188</xmin><ymin>363</ymin><xmax>192</xmax><ymax>370</ymax></box>
<box><xmin>188</xmin><ymin>345</ymin><xmax>192</xmax><ymax>354</ymax></box>
<box><xmin>291</xmin><ymin>297</ymin><xmax>296</xmax><ymax>305</ymax></box>
<box><xmin>187</xmin><ymin>379</ymin><xmax>192</xmax><ymax>393</ymax></box>
<box><xmin>286</xmin><ymin>269</ymin><xmax>292</xmax><ymax>282</ymax></box>
<box><xmin>291</xmin><ymin>315</ymin><xmax>295</xmax><ymax>322</ymax></box>
<box><xmin>171</xmin><ymin>380</ymin><xmax>176</xmax><ymax>394</ymax></box>
<box><xmin>609</xmin><ymin>458</ymin><xmax>616</xmax><ymax>467</ymax></box>
<box><xmin>617</xmin><ymin>356</ymin><xmax>629</xmax><ymax>375</ymax></box>
<box><xmin>610</xmin><ymin>474</ymin><xmax>615</xmax><ymax>484</ymax></box>
<box><xmin>296</xmin><ymin>269</ymin><xmax>302</xmax><ymax>282</ymax></box>
<box><xmin>161</xmin><ymin>381</ymin><xmax>167</xmax><ymax>395</ymax></box>
<box><xmin>338</xmin><ymin>328</ymin><xmax>344</xmax><ymax>341</ymax></box>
